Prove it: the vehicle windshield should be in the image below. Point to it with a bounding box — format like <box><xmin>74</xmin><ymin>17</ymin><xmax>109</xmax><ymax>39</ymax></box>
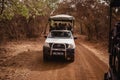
<box><xmin>48</xmin><ymin>31</ymin><xmax>72</xmax><ymax>38</ymax></box>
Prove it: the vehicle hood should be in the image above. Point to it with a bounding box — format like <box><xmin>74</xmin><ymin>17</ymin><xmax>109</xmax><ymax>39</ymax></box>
<box><xmin>45</xmin><ymin>38</ymin><xmax>76</xmax><ymax>48</ymax></box>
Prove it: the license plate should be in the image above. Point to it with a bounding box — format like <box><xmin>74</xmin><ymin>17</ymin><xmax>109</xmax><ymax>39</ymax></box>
<box><xmin>53</xmin><ymin>52</ymin><xmax>64</xmax><ymax>55</ymax></box>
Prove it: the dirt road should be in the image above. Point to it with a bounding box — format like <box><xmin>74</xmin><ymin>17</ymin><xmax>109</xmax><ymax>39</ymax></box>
<box><xmin>0</xmin><ymin>37</ymin><xmax>108</xmax><ymax>80</ymax></box>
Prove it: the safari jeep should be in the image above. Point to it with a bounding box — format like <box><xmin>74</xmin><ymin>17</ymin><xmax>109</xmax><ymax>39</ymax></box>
<box><xmin>43</xmin><ymin>30</ymin><xmax>76</xmax><ymax>62</ymax></box>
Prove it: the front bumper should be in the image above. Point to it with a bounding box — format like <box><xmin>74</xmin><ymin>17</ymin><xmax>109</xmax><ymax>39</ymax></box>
<box><xmin>43</xmin><ymin>46</ymin><xmax>75</xmax><ymax>57</ymax></box>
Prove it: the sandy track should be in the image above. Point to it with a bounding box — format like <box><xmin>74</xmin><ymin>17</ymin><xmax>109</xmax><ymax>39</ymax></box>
<box><xmin>0</xmin><ymin>38</ymin><xmax>108</xmax><ymax>80</ymax></box>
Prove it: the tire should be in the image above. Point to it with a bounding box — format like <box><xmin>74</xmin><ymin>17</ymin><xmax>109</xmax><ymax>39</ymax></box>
<box><xmin>43</xmin><ymin>54</ymin><xmax>49</xmax><ymax>61</ymax></box>
<box><xmin>70</xmin><ymin>56</ymin><xmax>74</xmax><ymax>62</ymax></box>
<box><xmin>68</xmin><ymin>55</ymin><xmax>74</xmax><ymax>62</ymax></box>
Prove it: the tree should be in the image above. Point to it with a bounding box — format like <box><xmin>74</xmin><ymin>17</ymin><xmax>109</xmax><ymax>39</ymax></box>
<box><xmin>0</xmin><ymin>0</ymin><xmax>59</xmax><ymax>20</ymax></box>
<box><xmin>54</xmin><ymin>0</ymin><xmax>110</xmax><ymax>40</ymax></box>
<box><xmin>0</xmin><ymin>0</ymin><xmax>59</xmax><ymax>42</ymax></box>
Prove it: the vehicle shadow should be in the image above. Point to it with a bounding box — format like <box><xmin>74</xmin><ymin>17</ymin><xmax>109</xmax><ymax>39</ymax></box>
<box><xmin>4</xmin><ymin>50</ymin><xmax>71</xmax><ymax>71</ymax></box>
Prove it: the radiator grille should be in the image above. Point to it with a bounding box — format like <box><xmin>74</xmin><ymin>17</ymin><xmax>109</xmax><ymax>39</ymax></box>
<box><xmin>53</xmin><ymin>44</ymin><xmax>65</xmax><ymax>49</ymax></box>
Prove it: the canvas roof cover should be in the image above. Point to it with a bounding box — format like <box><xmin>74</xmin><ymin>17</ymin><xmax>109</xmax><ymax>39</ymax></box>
<box><xmin>49</xmin><ymin>14</ymin><xmax>75</xmax><ymax>21</ymax></box>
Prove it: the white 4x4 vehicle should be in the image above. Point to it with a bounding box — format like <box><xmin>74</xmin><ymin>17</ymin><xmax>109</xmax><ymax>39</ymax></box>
<box><xmin>43</xmin><ymin>30</ymin><xmax>76</xmax><ymax>62</ymax></box>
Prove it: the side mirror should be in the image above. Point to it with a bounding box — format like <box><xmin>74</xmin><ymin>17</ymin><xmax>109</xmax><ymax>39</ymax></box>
<box><xmin>74</xmin><ymin>36</ymin><xmax>77</xmax><ymax>39</ymax></box>
<box><xmin>44</xmin><ymin>35</ymin><xmax>47</xmax><ymax>38</ymax></box>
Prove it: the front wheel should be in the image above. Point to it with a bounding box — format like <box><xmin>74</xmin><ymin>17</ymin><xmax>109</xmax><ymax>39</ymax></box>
<box><xmin>70</xmin><ymin>57</ymin><xmax>74</xmax><ymax>62</ymax></box>
<box><xmin>67</xmin><ymin>55</ymin><xmax>74</xmax><ymax>62</ymax></box>
<box><xmin>43</xmin><ymin>54</ymin><xmax>49</xmax><ymax>61</ymax></box>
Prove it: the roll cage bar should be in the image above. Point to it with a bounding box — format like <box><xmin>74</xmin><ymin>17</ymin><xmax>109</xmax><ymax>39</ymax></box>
<box><xmin>44</xmin><ymin>14</ymin><xmax>75</xmax><ymax>34</ymax></box>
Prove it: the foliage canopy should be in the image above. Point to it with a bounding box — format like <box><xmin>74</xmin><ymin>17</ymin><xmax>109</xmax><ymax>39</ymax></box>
<box><xmin>0</xmin><ymin>0</ymin><xmax>59</xmax><ymax>20</ymax></box>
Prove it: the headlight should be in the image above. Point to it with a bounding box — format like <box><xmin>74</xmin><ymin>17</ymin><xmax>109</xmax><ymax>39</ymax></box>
<box><xmin>44</xmin><ymin>43</ymin><xmax>50</xmax><ymax>47</ymax></box>
<box><xmin>68</xmin><ymin>44</ymin><xmax>74</xmax><ymax>48</ymax></box>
